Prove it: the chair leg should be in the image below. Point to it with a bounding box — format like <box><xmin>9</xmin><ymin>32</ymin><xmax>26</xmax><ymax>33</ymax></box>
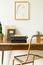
<box><xmin>12</xmin><ymin>59</ymin><xmax>14</xmax><ymax>65</ymax></box>
<box><xmin>32</xmin><ymin>61</ymin><xmax>34</xmax><ymax>65</ymax></box>
<box><xmin>32</xmin><ymin>55</ymin><xmax>35</xmax><ymax>65</ymax></box>
<box><xmin>20</xmin><ymin>63</ymin><xmax>23</xmax><ymax>65</ymax></box>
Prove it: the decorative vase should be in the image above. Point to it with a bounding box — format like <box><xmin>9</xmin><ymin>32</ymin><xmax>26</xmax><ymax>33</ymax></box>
<box><xmin>36</xmin><ymin>31</ymin><xmax>41</xmax><ymax>43</ymax></box>
<box><xmin>36</xmin><ymin>35</ymin><xmax>40</xmax><ymax>43</ymax></box>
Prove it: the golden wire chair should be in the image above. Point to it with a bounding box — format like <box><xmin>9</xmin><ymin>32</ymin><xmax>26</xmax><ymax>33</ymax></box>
<box><xmin>12</xmin><ymin>35</ymin><xmax>43</xmax><ymax>65</ymax></box>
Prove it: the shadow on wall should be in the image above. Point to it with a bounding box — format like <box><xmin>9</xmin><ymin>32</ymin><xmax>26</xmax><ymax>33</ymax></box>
<box><xmin>15</xmin><ymin>28</ymin><xmax>22</xmax><ymax>35</ymax></box>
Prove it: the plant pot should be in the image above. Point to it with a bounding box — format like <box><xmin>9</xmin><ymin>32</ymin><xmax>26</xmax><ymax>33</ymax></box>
<box><xmin>36</xmin><ymin>35</ymin><xmax>41</xmax><ymax>43</ymax></box>
<box><xmin>0</xmin><ymin>34</ymin><xmax>3</xmax><ymax>43</ymax></box>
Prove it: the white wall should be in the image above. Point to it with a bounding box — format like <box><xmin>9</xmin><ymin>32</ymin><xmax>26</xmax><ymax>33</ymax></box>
<box><xmin>0</xmin><ymin>0</ymin><xmax>43</xmax><ymax>65</ymax></box>
<box><xmin>0</xmin><ymin>0</ymin><xmax>43</xmax><ymax>38</ymax></box>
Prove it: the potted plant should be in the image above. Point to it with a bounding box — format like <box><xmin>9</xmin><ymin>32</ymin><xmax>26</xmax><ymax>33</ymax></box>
<box><xmin>0</xmin><ymin>22</ymin><xmax>2</xmax><ymax>34</ymax></box>
<box><xmin>0</xmin><ymin>22</ymin><xmax>3</xmax><ymax>42</ymax></box>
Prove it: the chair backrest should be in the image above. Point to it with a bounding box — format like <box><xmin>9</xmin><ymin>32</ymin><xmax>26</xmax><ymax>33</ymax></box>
<box><xmin>25</xmin><ymin>36</ymin><xmax>32</xmax><ymax>62</ymax></box>
<box><xmin>25</xmin><ymin>34</ymin><xmax>43</xmax><ymax>62</ymax></box>
<box><xmin>31</xmin><ymin>35</ymin><xmax>43</xmax><ymax>43</ymax></box>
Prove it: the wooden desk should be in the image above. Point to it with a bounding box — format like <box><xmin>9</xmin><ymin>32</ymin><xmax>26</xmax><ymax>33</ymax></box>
<box><xmin>0</xmin><ymin>43</ymin><xmax>43</xmax><ymax>50</ymax></box>
<box><xmin>0</xmin><ymin>43</ymin><xmax>43</xmax><ymax>65</ymax></box>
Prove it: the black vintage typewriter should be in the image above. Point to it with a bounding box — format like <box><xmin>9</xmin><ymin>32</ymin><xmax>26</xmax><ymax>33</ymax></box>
<box><xmin>7</xmin><ymin>29</ymin><xmax>28</xmax><ymax>43</ymax></box>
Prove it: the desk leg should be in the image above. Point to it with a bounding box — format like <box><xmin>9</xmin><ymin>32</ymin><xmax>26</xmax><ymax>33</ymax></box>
<box><xmin>2</xmin><ymin>51</ymin><xmax>4</xmax><ymax>65</ymax></box>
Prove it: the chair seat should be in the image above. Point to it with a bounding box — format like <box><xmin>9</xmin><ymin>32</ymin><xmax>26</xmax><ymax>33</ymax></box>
<box><xmin>14</xmin><ymin>54</ymin><xmax>43</xmax><ymax>64</ymax></box>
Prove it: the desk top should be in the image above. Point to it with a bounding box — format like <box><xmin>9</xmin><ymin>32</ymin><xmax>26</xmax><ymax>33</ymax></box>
<box><xmin>0</xmin><ymin>42</ymin><xmax>43</xmax><ymax>45</ymax></box>
<box><xmin>0</xmin><ymin>43</ymin><xmax>28</xmax><ymax>45</ymax></box>
<box><xmin>0</xmin><ymin>43</ymin><xmax>43</xmax><ymax>50</ymax></box>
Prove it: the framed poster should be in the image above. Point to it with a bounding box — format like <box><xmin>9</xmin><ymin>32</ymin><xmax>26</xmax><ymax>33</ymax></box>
<box><xmin>15</xmin><ymin>1</ymin><xmax>30</xmax><ymax>20</ymax></box>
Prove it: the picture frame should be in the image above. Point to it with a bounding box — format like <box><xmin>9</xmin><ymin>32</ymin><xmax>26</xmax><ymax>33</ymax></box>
<box><xmin>15</xmin><ymin>1</ymin><xmax>30</xmax><ymax>20</ymax></box>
